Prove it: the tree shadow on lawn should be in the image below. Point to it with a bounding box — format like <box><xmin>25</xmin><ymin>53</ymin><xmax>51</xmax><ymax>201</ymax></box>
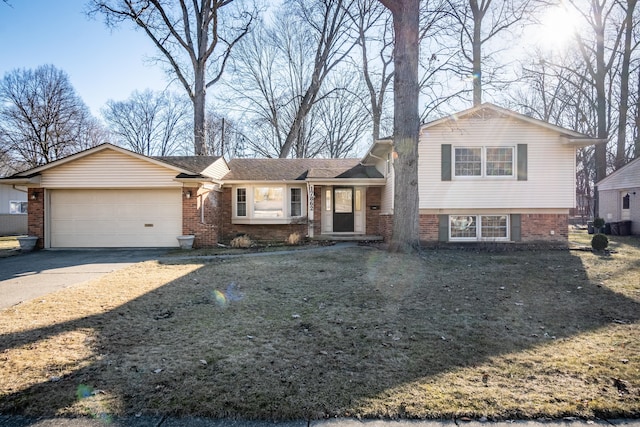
<box><xmin>0</xmin><ymin>247</ymin><xmax>639</xmax><ymax>420</ymax></box>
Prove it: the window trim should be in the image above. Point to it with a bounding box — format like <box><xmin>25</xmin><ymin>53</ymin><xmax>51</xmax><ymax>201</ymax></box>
<box><xmin>449</xmin><ymin>214</ymin><xmax>510</xmax><ymax>242</ymax></box>
<box><xmin>290</xmin><ymin>187</ymin><xmax>302</xmax><ymax>217</ymax></box>
<box><xmin>236</xmin><ymin>188</ymin><xmax>247</xmax><ymax>217</ymax></box>
<box><xmin>9</xmin><ymin>200</ymin><xmax>28</xmax><ymax>215</ymax></box>
<box><xmin>453</xmin><ymin>145</ymin><xmax>515</xmax><ymax>179</ymax></box>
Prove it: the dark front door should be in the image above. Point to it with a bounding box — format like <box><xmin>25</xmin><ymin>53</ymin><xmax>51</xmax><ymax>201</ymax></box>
<box><xmin>333</xmin><ymin>187</ymin><xmax>354</xmax><ymax>232</ymax></box>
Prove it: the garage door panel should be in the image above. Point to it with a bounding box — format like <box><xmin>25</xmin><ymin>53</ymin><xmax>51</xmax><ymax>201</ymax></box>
<box><xmin>50</xmin><ymin>190</ymin><xmax>182</xmax><ymax>248</ymax></box>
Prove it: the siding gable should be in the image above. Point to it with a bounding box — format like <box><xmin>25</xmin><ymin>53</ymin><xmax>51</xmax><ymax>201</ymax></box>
<box><xmin>41</xmin><ymin>148</ymin><xmax>183</xmax><ymax>188</ymax></box>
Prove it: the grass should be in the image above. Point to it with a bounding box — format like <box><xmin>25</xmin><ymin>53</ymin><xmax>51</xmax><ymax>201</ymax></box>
<box><xmin>0</xmin><ymin>231</ymin><xmax>639</xmax><ymax>421</ymax></box>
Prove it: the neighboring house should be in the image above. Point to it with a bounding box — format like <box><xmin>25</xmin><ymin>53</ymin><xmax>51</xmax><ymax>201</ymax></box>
<box><xmin>0</xmin><ymin>184</ymin><xmax>28</xmax><ymax>235</ymax></box>
<box><xmin>0</xmin><ymin>103</ymin><xmax>597</xmax><ymax>249</ymax></box>
<box><xmin>597</xmin><ymin>156</ymin><xmax>640</xmax><ymax>235</ymax></box>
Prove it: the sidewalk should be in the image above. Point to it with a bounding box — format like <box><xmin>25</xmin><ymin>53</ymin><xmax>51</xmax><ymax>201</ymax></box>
<box><xmin>1</xmin><ymin>416</ymin><xmax>639</xmax><ymax>427</ymax></box>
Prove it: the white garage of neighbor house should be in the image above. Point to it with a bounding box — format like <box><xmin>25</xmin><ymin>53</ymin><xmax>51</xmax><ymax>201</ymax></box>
<box><xmin>0</xmin><ymin>184</ymin><xmax>28</xmax><ymax>235</ymax></box>
<box><xmin>0</xmin><ymin>144</ymin><xmax>228</xmax><ymax>249</ymax></box>
<box><xmin>597</xmin><ymin>156</ymin><xmax>640</xmax><ymax>235</ymax></box>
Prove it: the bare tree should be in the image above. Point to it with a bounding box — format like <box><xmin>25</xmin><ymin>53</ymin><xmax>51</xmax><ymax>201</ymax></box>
<box><xmin>445</xmin><ymin>0</ymin><xmax>540</xmax><ymax>106</ymax></box>
<box><xmin>379</xmin><ymin>0</ymin><xmax>421</xmax><ymax>253</ymax></box>
<box><xmin>315</xmin><ymin>75</ymin><xmax>372</xmax><ymax>158</ymax></box>
<box><xmin>103</xmin><ymin>89</ymin><xmax>190</xmax><ymax>156</ymax></box>
<box><xmin>614</xmin><ymin>0</ymin><xmax>639</xmax><ymax>169</ymax></box>
<box><xmin>276</xmin><ymin>0</ymin><xmax>358</xmax><ymax>158</ymax></box>
<box><xmin>228</xmin><ymin>0</ymin><xmax>358</xmax><ymax>158</ymax></box>
<box><xmin>348</xmin><ymin>0</ymin><xmax>393</xmax><ymax>141</ymax></box>
<box><xmin>0</xmin><ymin>65</ymin><xmax>103</xmax><ymax>169</ymax></box>
<box><xmin>90</xmin><ymin>0</ymin><xmax>256</xmax><ymax>155</ymax></box>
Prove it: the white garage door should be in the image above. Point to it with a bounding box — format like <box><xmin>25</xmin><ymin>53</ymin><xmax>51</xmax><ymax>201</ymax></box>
<box><xmin>50</xmin><ymin>189</ymin><xmax>182</xmax><ymax>248</ymax></box>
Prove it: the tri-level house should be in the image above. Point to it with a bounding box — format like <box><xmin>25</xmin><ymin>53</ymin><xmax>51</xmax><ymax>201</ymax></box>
<box><xmin>1</xmin><ymin>104</ymin><xmax>599</xmax><ymax>249</ymax></box>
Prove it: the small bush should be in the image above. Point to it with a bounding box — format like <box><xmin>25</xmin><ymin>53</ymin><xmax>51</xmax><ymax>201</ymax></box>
<box><xmin>286</xmin><ymin>232</ymin><xmax>302</xmax><ymax>246</ymax></box>
<box><xmin>591</xmin><ymin>233</ymin><xmax>609</xmax><ymax>251</ymax></box>
<box><xmin>231</xmin><ymin>235</ymin><xmax>253</xmax><ymax>248</ymax></box>
<box><xmin>593</xmin><ymin>217</ymin><xmax>605</xmax><ymax>231</ymax></box>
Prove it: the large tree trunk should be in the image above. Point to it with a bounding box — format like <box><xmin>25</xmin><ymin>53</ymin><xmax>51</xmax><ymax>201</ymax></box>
<box><xmin>193</xmin><ymin>65</ymin><xmax>207</xmax><ymax>155</ymax></box>
<box><xmin>471</xmin><ymin>0</ymin><xmax>484</xmax><ymax>106</ymax></box>
<box><xmin>379</xmin><ymin>0</ymin><xmax>421</xmax><ymax>253</ymax></box>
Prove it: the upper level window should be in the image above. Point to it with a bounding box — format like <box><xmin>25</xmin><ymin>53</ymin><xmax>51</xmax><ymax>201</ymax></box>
<box><xmin>9</xmin><ymin>201</ymin><xmax>28</xmax><ymax>214</ymax></box>
<box><xmin>454</xmin><ymin>146</ymin><xmax>514</xmax><ymax>178</ymax></box>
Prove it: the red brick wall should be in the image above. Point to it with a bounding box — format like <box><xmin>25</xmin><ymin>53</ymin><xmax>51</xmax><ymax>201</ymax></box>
<box><xmin>365</xmin><ymin>187</ymin><xmax>382</xmax><ymax>236</ymax></box>
<box><xmin>182</xmin><ymin>186</ymin><xmax>221</xmax><ymax>248</ymax></box>
<box><xmin>313</xmin><ymin>186</ymin><xmax>322</xmax><ymax>237</ymax></box>
<box><xmin>419</xmin><ymin>214</ymin><xmax>439</xmax><ymax>242</ymax></box>
<box><xmin>220</xmin><ymin>187</ymin><xmax>308</xmax><ymax>243</ymax></box>
<box><xmin>415</xmin><ymin>212</ymin><xmax>569</xmax><ymax>244</ymax></box>
<box><xmin>521</xmin><ymin>213</ymin><xmax>568</xmax><ymax>242</ymax></box>
<box><xmin>27</xmin><ymin>188</ymin><xmax>44</xmax><ymax>249</ymax></box>
<box><xmin>379</xmin><ymin>214</ymin><xmax>393</xmax><ymax>241</ymax></box>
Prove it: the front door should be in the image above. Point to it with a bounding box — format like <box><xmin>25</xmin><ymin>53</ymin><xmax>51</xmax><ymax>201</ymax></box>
<box><xmin>333</xmin><ymin>187</ymin><xmax>354</xmax><ymax>232</ymax></box>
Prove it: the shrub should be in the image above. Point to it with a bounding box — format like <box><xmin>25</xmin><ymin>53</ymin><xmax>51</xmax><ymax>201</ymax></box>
<box><xmin>286</xmin><ymin>232</ymin><xmax>302</xmax><ymax>246</ymax></box>
<box><xmin>593</xmin><ymin>217</ymin><xmax>605</xmax><ymax>231</ymax></box>
<box><xmin>591</xmin><ymin>233</ymin><xmax>609</xmax><ymax>251</ymax></box>
<box><xmin>230</xmin><ymin>235</ymin><xmax>253</xmax><ymax>248</ymax></box>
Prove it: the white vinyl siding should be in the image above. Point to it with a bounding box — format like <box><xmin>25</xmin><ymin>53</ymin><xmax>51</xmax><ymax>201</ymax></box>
<box><xmin>40</xmin><ymin>149</ymin><xmax>183</xmax><ymax>188</ymax></box>
<box><xmin>49</xmin><ymin>189</ymin><xmax>181</xmax><ymax>248</ymax></box>
<box><xmin>201</xmin><ymin>158</ymin><xmax>231</xmax><ymax>180</ymax></box>
<box><xmin>419</xmin><ymin>117</ymin><xmax>577</xmax><ymax>209</ymax></box>
<box><xmin>597</xmin><ymin>157</ymin><xmax>640</xmax><ymax>190</ymax></box>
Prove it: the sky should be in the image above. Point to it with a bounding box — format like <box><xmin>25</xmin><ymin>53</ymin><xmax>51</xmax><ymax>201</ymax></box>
<box><xmin>0</xmin><ymin>0</ymin><xmax>172</xmax><ymax>116</ymax></box>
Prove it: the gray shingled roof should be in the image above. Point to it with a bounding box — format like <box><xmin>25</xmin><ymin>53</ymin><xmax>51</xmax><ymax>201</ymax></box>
<box><xmin>153</xmin><ymin>156</ymin><xmax>221</xmax><ymax>175</ymax></box>
<box><xmin>223</xmin><ymin>158</ymin><xmax>382</xmax><ymax>181</ymax></box>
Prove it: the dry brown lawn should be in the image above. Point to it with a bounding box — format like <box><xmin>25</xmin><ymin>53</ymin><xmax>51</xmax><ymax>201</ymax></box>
<box><xmin>0</xmin><ymin>231</ymin><xmax>639</xmax><ymax>421</ymax></box>
<box><xmin>0</xmin><ymin>236</ymin><xmax>20</xmax><ymax>257</ymax></box>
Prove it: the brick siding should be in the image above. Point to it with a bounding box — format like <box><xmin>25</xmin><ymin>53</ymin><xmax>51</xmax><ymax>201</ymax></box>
<box><xmin>182</xmin><ymin>186</ymin><xmax>221</xmax><ymax>248</ymax></box>
<box><xmin>27</xmin><ymin>189</ymin><xmax>45</xmax><ymax>249</ymax></box>
<box><xmin>365</xmin><ymin>187</ymin><xmax>382</xmax><ymax>236</ymax></box>
<box><xmin>521</xmin><ymin>213</ymin><xmax>568</xmax><ymax>242</ymax></box>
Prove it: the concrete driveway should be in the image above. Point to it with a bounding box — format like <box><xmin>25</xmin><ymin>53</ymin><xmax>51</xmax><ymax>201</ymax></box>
<box><xmin>0</xmin><ymin>249</ymin><xmax>168</xmax><ymax>310</ymax></box>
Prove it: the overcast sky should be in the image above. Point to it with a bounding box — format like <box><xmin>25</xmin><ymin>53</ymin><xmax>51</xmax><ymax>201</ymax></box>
<box><xmin>0</xmin><ymin>0</ymin><xmax>171</xmax><ymax>116</ymax></box>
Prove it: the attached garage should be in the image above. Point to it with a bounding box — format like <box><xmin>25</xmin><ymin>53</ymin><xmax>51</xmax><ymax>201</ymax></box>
<box><xmin>49</xmin><ymin>189</ymin><xmax>182</xmax><ymax>248</ymax></box>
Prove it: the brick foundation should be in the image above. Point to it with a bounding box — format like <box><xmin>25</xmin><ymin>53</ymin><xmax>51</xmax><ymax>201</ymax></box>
<box><xmin>27</xmin><ymin>188</ymin><xmax>44</xmax><ymax>249</ymax></box>
<box><xmin>416</xmin><ymin>212</ymin><xmax>569</xmax><ymax>244</ymax></box>
<box><xmin>521</xmin><ymin>213</ymin><xmax>568</xmax><ymax>242</ymax></box>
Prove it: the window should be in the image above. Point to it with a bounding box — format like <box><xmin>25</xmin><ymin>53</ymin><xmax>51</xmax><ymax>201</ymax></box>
<box><xmin>254</xmin><ymin>187</ymin><xmax>283</xmax><ymax>218</ymax></box>
<box><xmin>486</xmin><ymin>147</ymin><xmax>513</xmax><ymax>176</ymax></box>
<box><xmin>623</xmin><ymin>194</ymin><xmax>630</xmax><ymax>210</ymax></box>
<box><xmin>290</xmin><ymin>188</ymin><xmax>302</xmax><ymax>217</ymax></box>
<box><xmin>236</xmin><ymin>188</ymin><xmax>247</xmax><ymax>217</ymax></box>
<box><xmin>454</xmin><ymin>146</ymin><xmax>514</xmax><ymax>178</ymax></box>
<box><xmin>450</xmin><ymin>215</ymin><xmax>509</xmax><ymax>241</ymax></box>
<box><xmin>233</xmin><ymin>185</ymin><xmax>305</xmax><ymax>222</ymax></box>
<box><xmin>455</xmin><ymin>148</ymin><xmax>482</xmax><ymax>176</ymax></box>
<box><xmin>9</xmin><ymin>201</ymin><xmax>28</xmax><ymax>214</ymax></box>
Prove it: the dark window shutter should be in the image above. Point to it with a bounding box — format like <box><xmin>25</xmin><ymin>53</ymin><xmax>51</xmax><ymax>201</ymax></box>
<box><xmin>517</xmin><ymin>144</ymin><xmax>528</xmax><ymax>181</ymax></box>
<box><xmin>441</xmin><ymin>144</ymin><xmax>452</xmax><ymax>181</ymax></box>
<box><xmin>438</xmin><ymin>215</ymin><xmax>449</xmax><ymax>242</ymax></box>
<box><xmin>511</xmin><ymin>214</ymin><xmax>521</xmax><ymax>242</ymax></box>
